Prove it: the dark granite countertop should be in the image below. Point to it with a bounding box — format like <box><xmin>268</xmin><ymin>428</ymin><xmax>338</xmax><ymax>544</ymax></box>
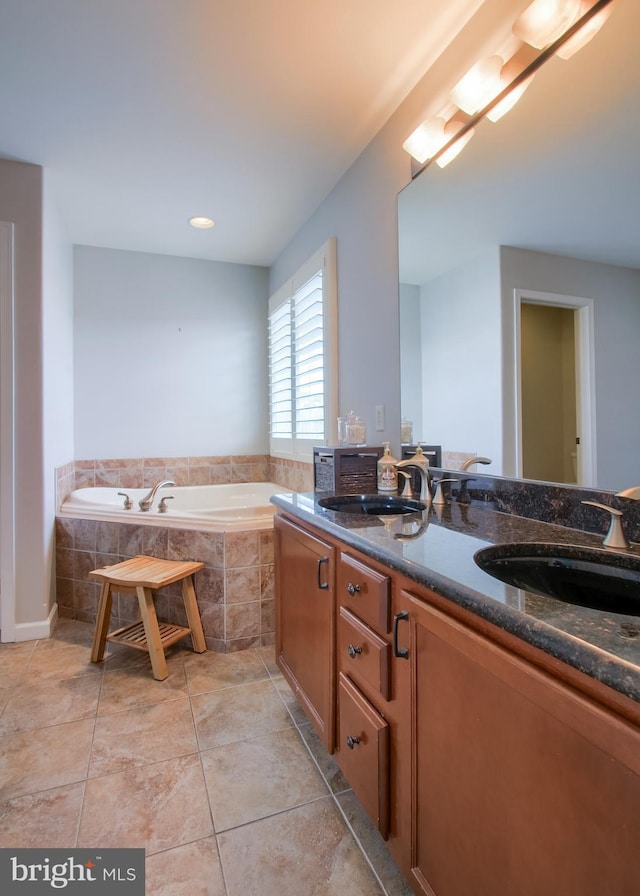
<box><xmin>271</xmin><ymin>491</ymin><xmax>640</xmax><ymax>705</ymax></box>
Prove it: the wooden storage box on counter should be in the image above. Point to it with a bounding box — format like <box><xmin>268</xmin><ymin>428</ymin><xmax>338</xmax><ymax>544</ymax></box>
<box><xmin>313</xmin><ymin>446</ymin><xmax>383</xmax><ymax>494</ymax></box>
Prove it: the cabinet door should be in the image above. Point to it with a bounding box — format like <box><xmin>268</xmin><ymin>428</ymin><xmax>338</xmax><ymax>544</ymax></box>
<box><xmin>274</xmin><ymin>515</ymin><xmax>335</xmax><ymax>750</ymax></box>
<box><xmin>402</xmin><ymin>590</ymin><xmax>640</xmax><ymax>896</ymax></box>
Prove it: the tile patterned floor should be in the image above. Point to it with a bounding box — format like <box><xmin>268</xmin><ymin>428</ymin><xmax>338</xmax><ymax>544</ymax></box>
<box><xmin>0</xmin><ymin>620</ymin><xmax>413</xmax><ymax>895</ymax></box>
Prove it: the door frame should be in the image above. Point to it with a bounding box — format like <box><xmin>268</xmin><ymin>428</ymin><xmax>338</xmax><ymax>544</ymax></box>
<box><xmin>513</xmin><ymin>288</ymin><xmax>597</xmax><ymax>486</ymax></box>
<box><xmin>0</xmin><ymin>221</ymin><xmax>16</xmax><ymax>641</ymax></box>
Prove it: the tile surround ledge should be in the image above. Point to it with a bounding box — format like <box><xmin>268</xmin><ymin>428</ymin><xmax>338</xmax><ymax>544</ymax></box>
<box><xmin>55</xmin><ymin>454</ymin><xmax>314</xmax><ymax>509</ymax></box>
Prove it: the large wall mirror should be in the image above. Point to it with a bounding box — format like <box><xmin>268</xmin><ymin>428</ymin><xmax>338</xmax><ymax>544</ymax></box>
<box><xmin>398</xmin><ymin>0</ymin><xmax>639</xmax><ymax>492</ymax></box>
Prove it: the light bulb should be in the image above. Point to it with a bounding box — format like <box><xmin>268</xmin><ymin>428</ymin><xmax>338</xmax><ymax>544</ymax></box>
<box><xmin>402</xmin><ymin>118</ymin><xmax>448</xmax><ymax>164</ymax></box>
<box><xmin>450</xmin><ymin>56</ymin><xmax>504</xmax><ymax>115</ymax></box>
<box><xmin>189</xmin><ymin>216</ymin><xmax>215</xmax><ymax>229</ymax></box>
<box><xmin>556</xmin><ymin>2</ymin><xmax>613</xmax><ymax>59</ymax></box>
<box><xmin>513</xmin><ymin>0</ymin><xmax>581</xmax><ymax>49</ymax></box>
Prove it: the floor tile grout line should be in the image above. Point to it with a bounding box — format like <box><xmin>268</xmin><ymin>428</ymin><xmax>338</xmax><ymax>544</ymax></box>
<box><xmin>73</xmin><ymin>780</ymin><xmax>89</xmax><ymax>849</ymax></box>
<box><xmin>94</xmin><ymin>691</ymin><xmax>191</xmax><ymax>721</ymax></box>
<box><xmin>213</xmin><ymin>792</ymin><xmax>335</xmax><ymax>837</ymax></box>
<box><xmin>83</xmin><ymin>660</ymin><xmax>104</xmax><ymax>788</ymax></box>
<box><xmin>185</xmin><ymin>677</ymin><xmax>272</xmax><ymax>699</ymax></box>
<box><xmin>0</xmin><ymin>687</ymin><xmax>102</xmax><ymax>737</ymax></box>
<box><xmin>82</xmin><ymin>748</ymin><xmax>204</xmax><ymax>789</ymax></box>
<box><xmin>188</xmin><ymin>671</ymin><xmax>219</xmax><ymax>840</ymax></box>
<box><xmin>329</xmin><ymin>790</ymin><xmax>391</xmax><ymax>896</ymax></box>
<box><xmin>194</xmin><ymin>739</ymin><xmax>224</xmax><ymax>886</ymax></box>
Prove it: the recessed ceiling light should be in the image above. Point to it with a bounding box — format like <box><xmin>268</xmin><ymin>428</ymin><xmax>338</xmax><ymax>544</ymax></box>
<box><xmin>189</xmin><ymin>216</ymin><xmax>215</xmax><ymax>229</ymax></box>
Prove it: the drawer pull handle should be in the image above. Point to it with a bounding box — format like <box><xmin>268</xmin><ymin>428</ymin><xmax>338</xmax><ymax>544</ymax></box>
<box><xmin>347</xmin><ymin>644</ymin><xmax>362</xmax><ymax>658</ymax></box>
<box><xmin>347</xmin><ymin>582</ymin><xmax>361</xmax><ymax>596</ymax></box>
<box><xmin>346</xmin><ymin>735</ymin><xmax>361</xmax><ymax>749</ymax></box>
<box><xmin>317</xmin><ymin>556</ymin><xmax>330</xmax><ymax>590</ymax></box>
<box><xmin>393</xmin><ymin>610</ymin><xmax>409</xmax><ymax>659</ymax></box>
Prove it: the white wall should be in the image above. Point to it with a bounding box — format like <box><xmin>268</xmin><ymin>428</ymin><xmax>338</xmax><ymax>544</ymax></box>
<box><xmin>42</xmin><ymin>173</ymin><xmax>74</xmax><ymax>615</ymax></box>
<box><xmin>0</xmin><ymin>159</ymin><xmax>51</xmax><ymax>629</ymax></box>
<box><xmin>73</xmin><ymin>246</ymin><xmax>269</xmax><ymax>459</ymax></box>
<box><xmin>418</xmin><ymin>250</ymin><xmax>503</xmax><ymax>468</ymax></box>
<box><xmin>500</xmin><ymin>246</ymin><xmax>640</xmax><ymax>490</ymax></box>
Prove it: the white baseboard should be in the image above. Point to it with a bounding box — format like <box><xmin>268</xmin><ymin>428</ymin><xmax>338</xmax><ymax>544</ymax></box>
<box><xmin>13</xmin><ymin>602</ymin><xmax>59</xmax><ymax>642</ymax></box>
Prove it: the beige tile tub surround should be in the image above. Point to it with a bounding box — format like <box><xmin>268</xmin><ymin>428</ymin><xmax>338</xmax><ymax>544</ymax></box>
<box><xmin>55</xmin><ymin>453</ymin><xmax>314</xmax><ymax>508</ymax></box>
<box><xmin>0</xmin><ymin>620</ymin><xmax>412</xmax><ymax>896</ymax></box>
<box><xmin>55</xmin><ymin>454</ymin><xmax>311</xmax><ymax>654</ymax></box>
<box><xmin>55</xmin><ymin>518</ymin><xmax>275</xmax><ymax>653</ymax></box>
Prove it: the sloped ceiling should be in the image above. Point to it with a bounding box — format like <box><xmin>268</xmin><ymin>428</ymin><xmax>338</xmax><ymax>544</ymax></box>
<box><xmin>0</xmin><ymin>0</ymin><xmax>483</xmax><ymax>265</ymax></box>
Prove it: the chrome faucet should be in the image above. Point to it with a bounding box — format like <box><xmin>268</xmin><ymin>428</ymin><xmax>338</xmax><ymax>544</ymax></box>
<box><xmin>138</xmin><ymin>479</ymin><xmax>176</xmax><ymax>512</ymax></box>
<box><xmin>582</xmin><ymin>500</ymin><xmax>630</xmax><ymax>549</ymax></box>
<box><xmin>460</xmin><ymin>456</ymin><xmax>492</xmax><ymax>472</ymax></box>
<box><xmin>395</xmin><ymin>459</ymin><xmax>432</xmax><ymax>503</ymax></box>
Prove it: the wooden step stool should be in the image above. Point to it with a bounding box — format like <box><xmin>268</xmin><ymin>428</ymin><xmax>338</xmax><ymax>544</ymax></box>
<box><xmin>89</xmin><ymin>555</ymin><xmax>206</xmax><ymax>680</ymax></box>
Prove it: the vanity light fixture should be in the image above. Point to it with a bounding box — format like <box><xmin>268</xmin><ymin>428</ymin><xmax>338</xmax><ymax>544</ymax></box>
<box><xmin>450</xmin><ymin>55</ymin><xmax>505</xmax><ymax>116</ymax></box>
<box><xmin>513</xmin><ymin>0</ymin><xmax>582</xmax><ymax>49</ymax></box>
<box><xmin>403</xmin><ymin>0</ymin><xmax>614</xmax><ymax>171</ymax></box>
<box><xmin>555</xmin><ymin>0</ymin><xmax>613</xmax><ymax>58</ymax></box>
<box><xmin>188</xmin><ymin>216</ymin><xmax>215</xmax><ymax>229</ymax></box>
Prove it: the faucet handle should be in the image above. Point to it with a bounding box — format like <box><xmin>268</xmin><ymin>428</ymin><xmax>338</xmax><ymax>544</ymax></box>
<box><xmin>117</xmin><ymin>492</ymin><xmax>133</xmax><ymax>510</ymax></box>
<box><xmin>432</xmin><ymin>478</ymin><xmax>457</xmax><ymax>506</ymax></box>
<box><xmin>158</xmin><ymin>495</ymin><xmax>175</xmax><ymax>513</ymax></box>
<box><xmin>582</xmin><ymin>500</ymin><xmax>630</xmax><ymax>549</ymax></box>
<box><xmin>398</xmin><ymin>471</ymin><xmax>413</xmax><ymax>498</ymax></box>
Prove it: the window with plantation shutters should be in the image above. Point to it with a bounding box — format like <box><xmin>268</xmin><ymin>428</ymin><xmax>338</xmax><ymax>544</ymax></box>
<box><xmin>268</xmin><ymin>238</ymin><xmax>338</xmax><ymax>460</ymax></box>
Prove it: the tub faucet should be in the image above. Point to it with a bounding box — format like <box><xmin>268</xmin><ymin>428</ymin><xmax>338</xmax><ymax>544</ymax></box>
<box><xmin>138</xmin><ymin>479</ymin><xmax>176</xmax><ymax>512</ymax></box>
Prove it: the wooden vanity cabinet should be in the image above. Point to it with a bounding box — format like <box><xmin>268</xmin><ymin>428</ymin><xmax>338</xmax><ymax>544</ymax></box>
<box><xmin>275</xmin><ymin>510</ymin><xmax>640</xmax><ymax>896</ymax></box>
<box><xmin>274</xmin><ymin>514</ymin><xmax>336</xmax><ymax>750</ymax></box>
<box><xmin>397</xmin><ymin>587</ymin><xmax>640</xmax><ymax>896</ymax></box>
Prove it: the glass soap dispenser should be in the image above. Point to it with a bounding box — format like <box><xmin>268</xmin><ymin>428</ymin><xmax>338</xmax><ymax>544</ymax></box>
<box><xmin>377</xmin><ymin>442</ymin><xmax>398</xmax><ymax>493</ymax></box>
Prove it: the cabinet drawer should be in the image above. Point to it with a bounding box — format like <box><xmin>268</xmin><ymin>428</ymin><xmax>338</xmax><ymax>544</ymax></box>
<box><xmin>337</xmin><ymin>672</ymin><xmax>390</xmax><ymax>839</ymax></box>
<box><xmin>338</xmin><ymin>606</ymin><xmax>391</xmax><ymax>700</ymax></box>
<box><xmin>338</xmin><ymin>553</ymin><xmax>390</xmax><ymax>633</ymax></box>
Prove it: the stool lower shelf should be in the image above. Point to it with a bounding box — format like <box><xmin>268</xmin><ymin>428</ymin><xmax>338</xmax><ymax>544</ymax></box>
<box><xmin>106</xmin><ymin>620</ymin><xmax>192</xmax><ymax>653</ymax></box>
